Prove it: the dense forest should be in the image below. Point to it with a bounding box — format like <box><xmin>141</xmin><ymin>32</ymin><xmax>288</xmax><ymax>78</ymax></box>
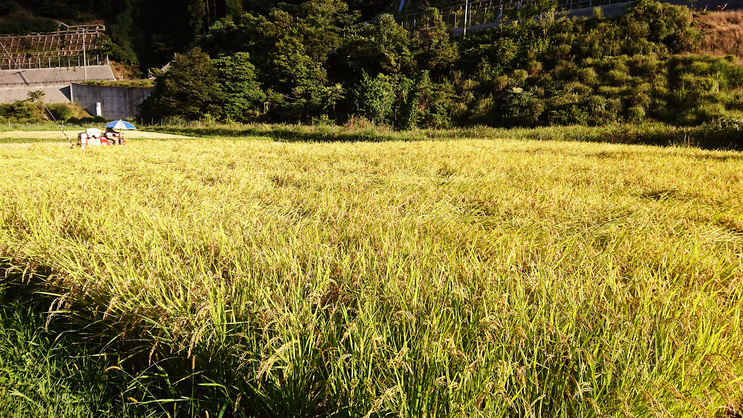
<box><xmin>2</xmin><ymin>0</ymin><xmax>743</xmax><ymax>129</ymax></box>
<box><xmin>140</xmin><ymin>0</ymin><xmax>743</xmax><ymax>129</ymax></box>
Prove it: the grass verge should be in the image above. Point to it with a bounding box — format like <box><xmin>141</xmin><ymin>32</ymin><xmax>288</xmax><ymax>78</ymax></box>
<box><xmin>145</xmin><ymin>121</ymin><xmax>743</xmax><ymax>150</ymax></box>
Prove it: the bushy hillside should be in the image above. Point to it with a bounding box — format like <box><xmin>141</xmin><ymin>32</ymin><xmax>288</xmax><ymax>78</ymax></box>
<box><xmin>4</xmin><ymin>0</ymin><xmax>743</xmax><ymax>132</ymax></box>
<box><xmin>135</xmin><ymin>0</ymin><xmax>743</xmax><ymax>132</ymax></box>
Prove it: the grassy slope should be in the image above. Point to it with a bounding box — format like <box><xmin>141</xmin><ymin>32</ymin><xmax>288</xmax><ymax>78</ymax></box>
<box><xmin>0</xmin><ymin>138</ymin><xmax>741</xmax><ymax>416</ymax></box>
<box><xmin>695</xmin><ymin>10</ymin><xmax>743</xmax><ymax>62</ymax></box>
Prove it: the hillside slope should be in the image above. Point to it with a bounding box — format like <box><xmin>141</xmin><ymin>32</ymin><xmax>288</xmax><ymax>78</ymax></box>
<box><xmin>695</xmin><ymin>10</ymin><xmax>743</xmax><ymax>61</ymax></box>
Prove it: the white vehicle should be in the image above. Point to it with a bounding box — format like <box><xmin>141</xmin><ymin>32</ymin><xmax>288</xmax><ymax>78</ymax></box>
<box><xmin>78</xmin><ymin>128</ymin><xmax>101</xmax><ymax>147</ymax></box>
<box><xmin>77</xmin><ymin>128</ymin><xmax>125</xmax><ymax>147</ymax></box>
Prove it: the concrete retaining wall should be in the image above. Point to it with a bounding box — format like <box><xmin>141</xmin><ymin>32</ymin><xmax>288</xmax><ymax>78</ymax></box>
<box><xmin>0</xmin><ymin>85</ymin><xmax>72</xmax><ymax>103</ymax></box>
<box><xmin>70</xmin><ymin>83</ymin><xmax>154</xmax><ymax>120</ymax></box>
<box><xmin>0</xmin><ymin>65</ymin><xmax>118</xmax><ymax>107</ymax></box>
<box><xmin>0</xmin><ymin>65</ymin><xmax>114</xmax><ymax>87</ymax></box>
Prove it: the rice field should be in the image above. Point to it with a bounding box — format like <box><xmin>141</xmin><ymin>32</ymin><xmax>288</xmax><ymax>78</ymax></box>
<box><xmin>0</xmin><ymin>136</ymin><xmax>742</xmax><ymax>416</ymax></box>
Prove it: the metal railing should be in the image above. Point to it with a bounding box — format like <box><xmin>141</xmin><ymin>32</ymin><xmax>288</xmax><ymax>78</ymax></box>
<box><xmin>0</xmin><ymin>55</ymin><xmax>109</xmax><ymax>75</ymax></box>
<box><xmin>399</xmin><ymin>0</ymin><xmax>629</xmax><ymax>30</ymax></box>
<box><xmin>0</xmin><ymin>25</ymin><xmax>105</xmax><ymax>70</ymax></box>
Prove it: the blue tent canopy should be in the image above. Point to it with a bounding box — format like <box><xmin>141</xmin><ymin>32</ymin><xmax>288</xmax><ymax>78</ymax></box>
<box><xmin>105</xmin><ymin>119</ymin><xmax>137</xmax><ymax>130</ymax></box>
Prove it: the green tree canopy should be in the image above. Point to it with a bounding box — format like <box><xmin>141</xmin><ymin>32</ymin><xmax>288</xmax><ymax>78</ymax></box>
<box><xmin>411</xmin><ymin>8</ymin><xmax>459</xmax><ymax>76</ymax></box>
<box><xmin>140</xmin><ymin>47</ymin><xmax>225</xmax><ymax>120</ymax></box>
<box><xmin>213</xmin><ymin>52</ymin><xmax>266</xmax><ymax>122</ymax></box>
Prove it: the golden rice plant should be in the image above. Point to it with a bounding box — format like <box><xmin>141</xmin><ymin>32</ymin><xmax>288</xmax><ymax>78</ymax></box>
<box><xmin>0</xmin><ymin>137</ymin><xmax>741</xmax><ymax>416</ymax></box>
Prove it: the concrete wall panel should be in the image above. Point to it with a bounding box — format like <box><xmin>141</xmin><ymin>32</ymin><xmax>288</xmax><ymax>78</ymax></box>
<box><xmin>70</xmin><ymin>83</ymin><xmax>154</xmax><ymax>120</ymax></box>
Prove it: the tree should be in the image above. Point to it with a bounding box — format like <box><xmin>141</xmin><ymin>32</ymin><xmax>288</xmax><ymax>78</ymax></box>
<box><xmin>202</xmin><ymin>0</ymin><xmax>352</xmax><ymax>122</ymax></box>
<box><xmin>332</xmin><ymin>13</ymin><xmax>413</xmax><ymax>83</ymax></box>
<box><xmin>411</xmin><ymin>8</ymin><xmax>458</xmax><ymax>76</ymax></box>
<box><xmin>139</xmin><ymin>48</ymin><xmax>225</xmax><ymax>120</ymax></box>
<box><xmin>27</xmin><ymin>90</ymin><xmax>45</xmax><ymax>103</ymax></box>
<box><xmin>187</xmin><ymin>0</ymin><xmax>207</xmax><ymax>40</ymax></box>
<box><xmin>354</xmin><ymin>72</ymin><xmax>395</xmax><ymax>124</ymax></box>
<box><xmin>213</xmin><ymin>52</ymin><xmax>265</xmax><ymax>122</ymax></box>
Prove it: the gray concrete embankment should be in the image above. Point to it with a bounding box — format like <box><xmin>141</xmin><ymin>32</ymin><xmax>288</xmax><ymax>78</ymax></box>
<box><xmin>70</xmin><ymin>83</ymin><xmax>154</xmax><ymax>121</ymax></box>
<box><xmin>0</xmin><ymin>65</ymin><xmax>115</xmax><ymax>104</ymax></box>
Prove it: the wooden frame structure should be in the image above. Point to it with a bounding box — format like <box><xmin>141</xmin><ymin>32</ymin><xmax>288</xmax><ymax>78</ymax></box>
<box><xmin>0</xmin><ymin>25</ymin><xmax>105</xmax><ymax>70</ymax></box>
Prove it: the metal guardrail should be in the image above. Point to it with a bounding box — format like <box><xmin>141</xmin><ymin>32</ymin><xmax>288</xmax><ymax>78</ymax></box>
<box><xmin>0</xmin><ymin>55</ymin><xmax>109</xmax><ymax>74</ymax></box>
<box><xmin>398</xmin><ymin>0</ymin><xmax>630</xmax><ymax>30</ymax></box>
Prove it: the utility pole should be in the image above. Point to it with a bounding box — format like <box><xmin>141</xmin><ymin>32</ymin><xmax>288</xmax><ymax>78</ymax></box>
<box><xmin>463</xmin><ymin>0</ymin><xmax>469</xmax><ymax>37</ymax></box>
<box><xmin>83</xmin><ymin>26</ymin><xmax>87</xmax><ymax>80</ymax></box>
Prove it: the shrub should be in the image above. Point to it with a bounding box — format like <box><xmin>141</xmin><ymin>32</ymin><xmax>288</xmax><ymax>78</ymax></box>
<box><xmin>343</xmin><ymin>115</ymin><xmax>376</xmax><ymax>130</ymax></box>
<box><xmin>565</xmin><ymin>82</ymin><xmax>594</xmax><ymax>96</ymax></box>
<box><xmin>467</xmin><ymin>95</ymin><xmax>494</xmax><ymax>125</ymax></box>
<box><xmin>578</xmin><ymin>68</ymin><xmax>599</xmax><ymax>86</ymax></box>
<box><xmin>625</xmin><ymin>91</ymin><xmax>651</xmax><ymax>110</ymax></box>
<box><xmin>46</xmin><ymin>103</ymin><xmax>74</xmax><ymax>122</ymax></box>
<box><xmin>697</xmin><ymin>118</ymin><xmax>743</xmax><ymax>148</ymax></box>
<box><xmin>694</xmin><ymin>102</ymin><xmax>727</xmax><ymax>123</ymax></box>
<box><xmin>504</xmin><ymin>87</ymin><xmax>543</xmax><ymax>126</ymax></box>
<box><xmin>679</xmin><ymin>74</ymin><xmax>719</xmax><ymax>99</ymax></box>
<box><xmin>649</xmin><ymin>97</ymin><xmax>669</xmax><ymax>118</ymax></box>
<box><xmin>354</xmin><ymin>72</ymin><xmax>396</xmax><ymax>125</ymax></box>
<box><xmin>554</xmin><ymin>61</ymin><xmax>580</xmax><ymax>81</ymax></box>
<box><xmin>553</xmin><ymin>43</ymin><xmax>572</xmax><ymax>59</ymax></box>
<box><xmin>549</xmin><ymin>91</ymin><xmax>583</xmax><ymax>108</ymax></box>
<box><xmin>527</xmin><ymin>60</ymin><xmax>542</xmax><ymax>76</ymax></box>
<box><xmin>711</xmin><ymin>60</ymin><xmax>743</xmax><ymax>89</ymax></box>
<box><xmin>595</xmin><ymin>56</ymin><xmax>629</xmax><ymax>74</ymax></box>
<box><xmin>0</xmin><ymin>101</ymin><xmax>43</xmax><ymax>121</ymax></box>
<box><xmin>650</xmin><ymin>76</ymin><xmax>670</xmax><ymax>97</ymax></box>
<box><xmin>624</xmin><ymin>38</ymin><xmax>658</xmax><ymax>56</ymax></box>
<box><xmin>714</xmin><ymin>117</ymin><xmax>743</xmax><ymax>131</ymax></box>
<box><xmin>626</xmin><ymin>105</ymin><xmax>646</xmax><ymax>122</ymax></box>
<box><xmin>593</xmin><ymin>6</ymin><xmax>604</xmax><ymax>20</ymax></box>
<box><xmin>723</xmin><ymin>92</ymin><xmax>743</xmax><ymax>111</ymax></box>
<box><xmin>606</xmin><ymin>97</ymin><xmax>623</xmax><ymax>117</ymax></box>
<box><xmin>627</xmin><ymin>55</ymin><xmax>661</xmax><ymax>77</ymax></box>
<box><xmin>586</xmin><ymin>95</ymin><xmax>616</xmax><ymax>125</ymax></box>
<box><xmin>509</xmin><ymin>69</ymin><xmax>529</xmax><ymax>87</ymax></box>
<box><xmin>689</xmin><ymin>61</ymin><xmax>711</xmax><ymax>76</ymax></box>
<box><xmin>547</xmin><ymin>104</ymin><xmax>589</xmax><ymax>125</ymax></box>
<box><xmin>606</xmin><ymin>69</ymin><xmax>632</xmax><ymax>87</ymax></box>
<box><xmin>493</xmin><ymin>75</ymin><xmax>510</xmax><ymax>92</ymax></box>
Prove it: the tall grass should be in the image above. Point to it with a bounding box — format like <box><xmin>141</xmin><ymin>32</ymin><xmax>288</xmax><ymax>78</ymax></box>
<box><xmin>3</xmin><ymin>121</ymin><xmax>742</xmax><ymax>150</ymax></box>
<box><xmin>0</xmin><ymin>138</ymin><xmax>742</xmax><ymax>416</ymax></box>
<box><xmin>0</xmin><ymin>264</ymin><xmax>162</xmax><ymax>417</ymax></box>
<box><xmin>143</xmin><ymin>121</ymin><xmax>743</xmax><ymax>150</ymax></box>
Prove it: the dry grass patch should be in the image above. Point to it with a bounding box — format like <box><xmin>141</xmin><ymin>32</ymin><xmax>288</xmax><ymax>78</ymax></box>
<box><xmin>695</xmin><ymin>10</ymin><xmax>743</xmax><ymax>61</ymax></box>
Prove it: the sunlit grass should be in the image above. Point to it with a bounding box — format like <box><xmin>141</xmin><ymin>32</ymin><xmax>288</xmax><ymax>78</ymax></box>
<box><xmin>0</xmin><ymin>279</ymin><xmax>161</xmax><ymax>417</ymax></box>
<box><xmin>0</xmin><ymin>137</ymin><xmax>742</xmax><ymax>416</ymax></box>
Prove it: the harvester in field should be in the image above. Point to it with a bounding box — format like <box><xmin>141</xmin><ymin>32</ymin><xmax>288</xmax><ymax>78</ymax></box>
<box><xmin>77</xmin><ymin>120</ymin><xmax>135</xmax><ymax>147</ymax></box>
<box><xmin>77</xmin><ymin>128</ymin><xmax>123</xmax><ymax>146</ymax></box>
